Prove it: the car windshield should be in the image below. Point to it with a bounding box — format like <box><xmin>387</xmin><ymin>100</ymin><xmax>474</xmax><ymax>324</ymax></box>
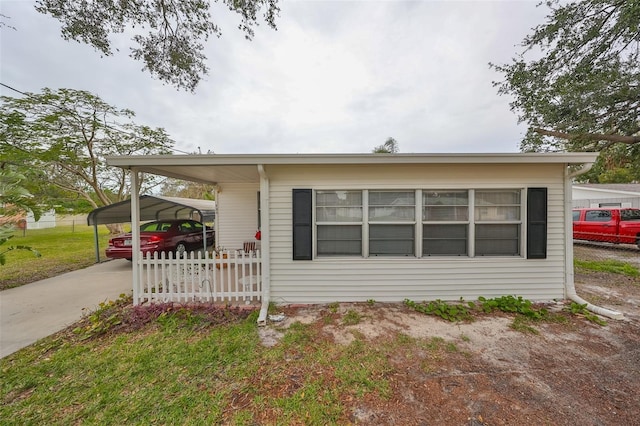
<box><xmin>140</xmin><ymin>222</ymin><xmax>171</xmax><ymax>232</ymax></box>
<box><xmin>620</xmin><ymin>210</ymin><xmax>640</xmax><ymax>221</ymax></box>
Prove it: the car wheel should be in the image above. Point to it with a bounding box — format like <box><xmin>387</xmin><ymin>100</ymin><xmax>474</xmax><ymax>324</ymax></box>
<box><xmin>175</xmin><ymin>242</ymin><xmax>187</xmax><ymax>257</ymax></box>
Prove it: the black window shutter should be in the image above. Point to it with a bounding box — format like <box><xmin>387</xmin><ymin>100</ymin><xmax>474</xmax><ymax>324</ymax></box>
<box><xmin>292</xmin><ymin>189</ymin><xmax>313</xmax><ymax>260</ymax></box>
<box><xmin>527</xmin><ymin>187</ymin><xmax>547</xmax><ymax>259</ymax></box>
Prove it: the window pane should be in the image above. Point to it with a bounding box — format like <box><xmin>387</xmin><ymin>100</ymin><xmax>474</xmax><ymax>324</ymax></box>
<box><xmin>316</xmin><ymin>207</ymin><xmax>363</xmax><ymax>222</ymax></box>
<box><xmin>621</xmin><ymin>209</ymin><xmax>640</xmax><ymax>221</ymax></box>
<box><xmin>369</xmin><ymin>191</ymin><xmax>415</xmax><ymax>222</ymax></box>
<box><xmin>585</xmin><ymin>210</ymin><xmax>611</xmax><ymax>222</ymax></box>
<box><xmin>423</xmin><ymin>191</ymin><xmax>468</xmax><ymax>221</ymax></box>
<box><xmin>423</xmin><ymin>206</ymin><xmax>469</xmax><ymax>221</ymax></box>
<box><xmin>369</xmin><ymin>206</ymin><xmax>415</xmax><ymax>221</ymax></box>
<box><xmin>369</xmin><ymin>224</ymin><xmax>414</xmax><ymax>256</ymax></box>
<box><xmin>476</xmin><ymin>190</ymin><xmax>520</xmax><ymax>206</ymax></box>
<box><xmin>317</xmin><ymin>225</ymin><xmax>362</xmax><ymax>255</ymax></box>
<box><xmin>424</xmin><ymin>191</ymin><xmax>468</xmax><ymax>205</ymax></box>
<box><xmin>316</xmin><ymin>190</ymin><xmax>362</xmax><ymax>222</ymax></box>
<box><xmin>475</xmin><ymin>206</ymin><xmax>520</xmax><ymax>221</ymax></box>
<box><xmin>316</xmin><ymin>190</ymin><xmax>362</xmax><ymax>206</ymax></box>
<box><xmin>475</xmin><ymin>224</ymin><xmax>520</xmax><ymax>256</ymax></box>
<box><xmin>369</xmin><ymin>191</ymin><xmax>415</xmax><ymax>206</ymax></box>
<box><xmin>423</xmin><ymin>224</ymin><xmax>467</xmax><ymax>255</ymax></box>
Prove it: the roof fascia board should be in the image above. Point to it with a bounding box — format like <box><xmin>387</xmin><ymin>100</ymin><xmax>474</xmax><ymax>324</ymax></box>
<box><xmin>572</xmin><ymin>186</ymin><xmax>640</xmax><ymax>196</ymax></box>
<box><xmin>107</xmin><ymin>152</ymin><xmax>599</xmax><ymax>167</ymax></box>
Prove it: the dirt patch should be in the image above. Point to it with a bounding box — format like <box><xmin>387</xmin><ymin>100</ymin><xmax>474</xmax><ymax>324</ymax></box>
<box><xmin>259</xmin><ymin>267</ymin><xmax>640</xmax><ymax>425</ymax></box>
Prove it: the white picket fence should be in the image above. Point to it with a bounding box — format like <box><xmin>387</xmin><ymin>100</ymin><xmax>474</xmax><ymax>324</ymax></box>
<box><xmin>135</xmin><ymin>250</ymin><xmax>262</xmax><ymax>305</ymax></box>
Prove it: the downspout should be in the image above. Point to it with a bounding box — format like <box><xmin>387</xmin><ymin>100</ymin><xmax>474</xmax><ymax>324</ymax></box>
<box><xmin>565</xmin><ymin>163</ymin><xmax>624</xmax><ymax>319</ymax></box>
<box><xmin>257</xmin><ymin>164</ymin><xmax>271</xmax><ymax>326</ymax></box>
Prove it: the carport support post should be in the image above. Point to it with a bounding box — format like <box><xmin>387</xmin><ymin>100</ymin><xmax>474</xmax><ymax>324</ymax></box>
<box><xmin>131</xmin><ymin>170</ymin><xmax>141</xmax><ymax>305</ymax></box>
<box><xmin>93</xmin><ymin>223</ymin><xmax>101</xmax><ymax>263</ymax></box>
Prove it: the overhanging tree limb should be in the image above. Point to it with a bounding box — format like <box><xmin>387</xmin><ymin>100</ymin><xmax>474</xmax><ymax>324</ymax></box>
<box><xmin>533</xmin><ymin>128</ymin><xmax>640</xmax><ymax>145</ymax></box>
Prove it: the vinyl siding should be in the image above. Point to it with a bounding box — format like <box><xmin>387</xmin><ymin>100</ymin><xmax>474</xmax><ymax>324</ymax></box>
<box><xmin>264</xmin><ymin>163</ymin><xmax>568</xmax><ymax>304</ymax></box>
<box><xmin>217</xmin><ymin>183</ymin><xmax>260</xmax><ymax>250</ymax></box>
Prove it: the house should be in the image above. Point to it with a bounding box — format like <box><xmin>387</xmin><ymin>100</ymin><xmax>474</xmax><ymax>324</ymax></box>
<box><xmin>573</xmin><ymin>183</ymin><xmax>640</xmax><ymax>208</ymax></box>
<box><xmin>107</xmin><ymin>152</ymin><xmax>615</xmax><ymax>323</ymax></box>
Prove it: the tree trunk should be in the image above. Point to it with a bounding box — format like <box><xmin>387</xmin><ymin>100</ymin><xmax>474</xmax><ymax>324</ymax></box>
<box><xmin>105</xmin><ymin>223</ymin><xmax>125</xmax><ymax>235</ymax></box>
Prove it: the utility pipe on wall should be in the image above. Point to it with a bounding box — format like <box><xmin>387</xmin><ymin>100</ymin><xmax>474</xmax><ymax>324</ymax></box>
<box><xmin>565</xmin><ymin>163</ymin><xmax>624</xmax><ymax>320</ymax></box>
<box><xmin>257</xmin><ymin>164</ymin><xmax>271</xmax><ymax>326</ymax></box>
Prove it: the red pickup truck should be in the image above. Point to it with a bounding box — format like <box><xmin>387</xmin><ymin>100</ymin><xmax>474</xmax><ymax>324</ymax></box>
<box><xmin>573</xmin><ymin>207</ymin><xmax>640</xmax><ymax>247</ymax></box>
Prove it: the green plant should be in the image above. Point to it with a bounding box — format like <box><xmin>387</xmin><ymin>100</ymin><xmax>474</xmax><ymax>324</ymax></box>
<box><xmin>567</xmin><ymin>302</ymin><xmax>607</xmax><ymax>326</ymax></box>
<box><xmin>328</xmin><ymin>302</ymin><xmax>339</xmax><ymax>314</ymax></box>
<box><xmin>367</xmin><ymin>299</ymin><xmax>376</xmax><ymax>306</ymax></box>
<box><xmin>478</xmin><ymin>295</ymin><xmax>548</xmax><ymax>320</ymax></box>
<box><xmin>73</xmin><ymin>294</ymin><xmax>130</xmax><ymax>340</ymax></box>
<box><xmin>342</xmin><ymin>309</ymin><xmax>362</xmax><ymax>326</ymax></box>
<box><xmin>510</xmin><ymin>315</ymin><xmax>540</xmax><ymax>334</ymax></box>
<box><xmin>0</xmin><ymin>225</ymin><xmax>41</xmax><ymax>266</ymax></box>
<box><xmin>404</xmin><ymin>299</ymin><xmax>473</xmax><ymax>322</ymax></box>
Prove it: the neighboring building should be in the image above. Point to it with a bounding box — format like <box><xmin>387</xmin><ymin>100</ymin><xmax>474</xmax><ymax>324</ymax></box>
<box><xmin>573</xmin><ymin>184</ymin><xmax>640</xmax><ymax>208</ymax></box>
<box><xmin>26</xmin><ymin>209</ymin><xmax>56</xmax><ymax>229</ymax></box>
<box><xmin>107</xmin><ymin>152</ymin><xmax>598</xmax><ymax>315</ymax></box>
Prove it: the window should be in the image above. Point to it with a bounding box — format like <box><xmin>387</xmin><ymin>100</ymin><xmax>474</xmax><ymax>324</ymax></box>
<box><xmin>572</xmin><ymin>210</ymin><xmax>580</xmax><ymax>221</ymax></box>
<box><xmin>423</xmin><ymin>191</ymin><xmax>468</xmax><ymax>256</ymax></box>
<box><xmin>621</xmin><ymin>209</ymin><xmax>640</xmax><ymax>221</ymax></box>
<box><xmin>304</xmin><ymin>187</ymin><xmax>529</xmax><ymax>259</ymax></box>
<box><xmin>316</xmin><ymin>191</ymin><xmax>362</xmax><ymax>256</ymax></box>
<box><xmin>369</xmin><ymin>191</ymin><xmax>415</xmax><ymax>256</ymax></box>
<box><xmin>585</xmin><ymin>210</ymin><xmax>611</xmax><ymax>222</ymax></box>
<box><xmin>475</xmin><ymin>190</ymin><xmax>521</xmax><ymax>256</ymax></box>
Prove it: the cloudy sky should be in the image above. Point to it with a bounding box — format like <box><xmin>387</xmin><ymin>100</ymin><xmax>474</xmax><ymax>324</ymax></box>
<box><xmin>1</xmin><ymin>0</ymin><xmax>548</xmax><ymax>155</ymax></box>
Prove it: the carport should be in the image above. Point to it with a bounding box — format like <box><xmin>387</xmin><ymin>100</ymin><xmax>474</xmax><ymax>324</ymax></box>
<box><xmin>87</xmin><ymin>195</ymin><xmax>217</xmax><ymax>262</ymax></box>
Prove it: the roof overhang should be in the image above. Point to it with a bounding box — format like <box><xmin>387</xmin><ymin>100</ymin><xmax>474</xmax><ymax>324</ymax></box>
<box><xmin>106</xmin><ymin>152</ymin><xmax>599</xmax><ymax>185</ymax></box>
<box><xmin>87</xmin><ymin>195</ymin><xmax>216</xmax><ymax>225</ymax></box>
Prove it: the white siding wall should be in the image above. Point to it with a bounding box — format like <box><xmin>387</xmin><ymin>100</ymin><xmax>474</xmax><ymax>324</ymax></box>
<box><xmin>265</xmin><ymin>163</ymin><xmax>568</xmax><ymax>304</ymax></box>
<box><xmin>217</xmin><ymin>183</ymin><xmax>260</xmax><ymax>250</ymax></box>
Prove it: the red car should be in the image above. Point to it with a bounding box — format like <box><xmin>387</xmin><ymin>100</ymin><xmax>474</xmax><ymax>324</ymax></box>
<box><xmin>106</xmin><ymin>219</ymin><xmax>215</xmax><ymax>260</ymax></box>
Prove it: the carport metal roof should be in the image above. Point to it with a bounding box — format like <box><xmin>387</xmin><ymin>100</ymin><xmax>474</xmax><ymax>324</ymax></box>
<box><xmin>87</xmin><ymin>195</ymin><xmax>216</xmax><ymax>226</ymax></box>
<box><xmin>88</xmin><ymin>195</ymin><xmax>216</xmax><ymax>263</ymax></box>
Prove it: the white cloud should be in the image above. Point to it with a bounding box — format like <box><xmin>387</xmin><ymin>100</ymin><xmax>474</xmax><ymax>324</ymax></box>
<box><xmin>0</xmin><ymin>0</ymin><xmax>547</xmax><ymax>155</ymax></box>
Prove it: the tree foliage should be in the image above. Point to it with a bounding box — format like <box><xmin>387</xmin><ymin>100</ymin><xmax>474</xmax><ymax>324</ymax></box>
<box><xmin>579</xmin><ymin>143</ymin><xmax>640</xmax><ymax>183</ymax></box>
<box><xmin>35</xmin><ymin>0</ymin><xmax>280</xmax><ymax>91</ymax></box>
<box><xmin>0</xmin><ymin>170</ymin><xmax>41</xmax><ymax>265</ymax></box>
<box><xmin>372</xmin><ymin>137</ymin><xmax>399</xmax><ymax>154</ymax></box>
<box><xmin>160</xmin><ymin>178</ymin><xmax>216</xmax><ymax>200</ymax></box>
<box><xmin>491</xmin><ymin>0</ymin><xmax>640</xmax><ymax>154</ymax></box>
<box><xmin>0</xmin><ymin>169</ymin><xmax>41</xmax><ymax>220</ymax></box>
<box><xmin>0</xmin><ymin>88</ymin><xmax>174</xmax><ymax>214</ymax></box>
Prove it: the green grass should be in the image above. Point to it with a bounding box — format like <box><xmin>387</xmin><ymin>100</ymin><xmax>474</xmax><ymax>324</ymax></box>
<box><xmin>574</xmin><ymin>258</ymin><xmax>640</xmax><ymax>277</ymax></box>
<box><xmin>0</xmin><ymin>225</ymin><xmax>111</xmax><ymax>290</ymax></box>
<box><xmin>0</xmin><ymin>310</ymin><xmax>407</xmax><ymax>425</ymax></box>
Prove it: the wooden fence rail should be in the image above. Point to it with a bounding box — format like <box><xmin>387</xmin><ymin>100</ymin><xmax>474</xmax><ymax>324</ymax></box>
<box><xmin>135</xmin><ymin>250</ymin><xmax>262</xmax><ymax>305</ymax></box>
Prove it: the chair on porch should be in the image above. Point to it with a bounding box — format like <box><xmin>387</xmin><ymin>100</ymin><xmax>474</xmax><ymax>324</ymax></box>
<box><xmin>242</xmin><ymin>240</ymin><xmax>257</xmax><ymax>254</ymax></box>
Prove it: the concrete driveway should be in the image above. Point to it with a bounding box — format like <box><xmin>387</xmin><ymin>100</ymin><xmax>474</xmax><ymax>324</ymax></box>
<box><xmin>0</xmin><ymin>259</ymin><xmax>133</xmax><ymax>358</ymax></box>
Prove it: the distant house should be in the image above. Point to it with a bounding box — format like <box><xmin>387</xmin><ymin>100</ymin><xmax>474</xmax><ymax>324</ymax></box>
<box><xmin>573</xmin><ymin>184</ymin><xmax>640</xmax><ymax>208</ymax></box>
<box><xmin>107</xmin><ymin>152</ymin><xmax>599</xmax><ymax>322</ymax></box>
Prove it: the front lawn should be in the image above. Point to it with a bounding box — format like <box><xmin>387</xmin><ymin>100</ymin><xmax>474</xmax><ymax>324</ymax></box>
<box><xmin>0</xmin><ymin>225</ymin><xmax>111</xmax><ymax>290</ymax></box>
